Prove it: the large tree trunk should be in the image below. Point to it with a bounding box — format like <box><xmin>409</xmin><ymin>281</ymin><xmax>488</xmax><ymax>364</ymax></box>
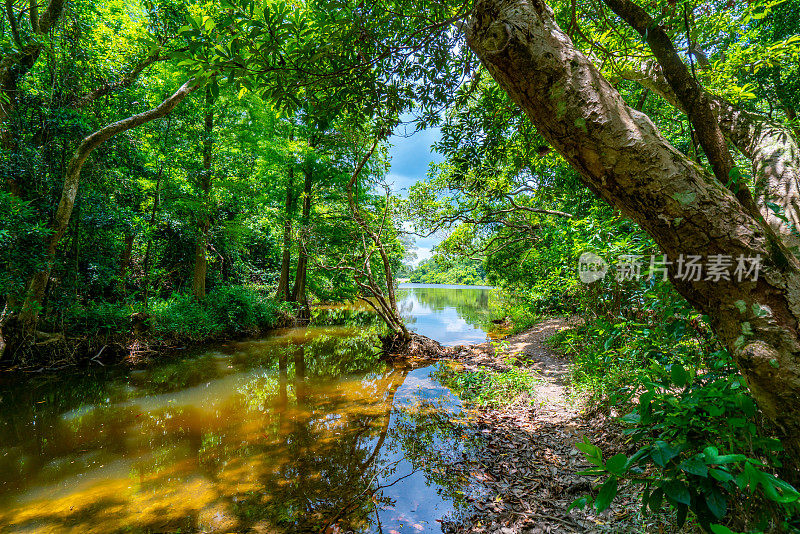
<box><xmin>467</xmin><ymin>0</ymin><xmax>800</xmax><ymax>458</ymax></box>
<box><xmin>192</xmin><ymin>87</ymin><xmax>214</xmax><ymax>300</ymax></box>
<box><xmin>618</xmin><ymin>61</ymin><xmax>800</xmax><ymax>250</ymax></box>
<box><xmin>291</xmin><ymin>161</ymin><xmax>313</xmax><ymax>310</ymax></box>
<box><xmin>18</xmin><ymin>79</ymin><xmax>197</xmax><ymax>328</ymax></box>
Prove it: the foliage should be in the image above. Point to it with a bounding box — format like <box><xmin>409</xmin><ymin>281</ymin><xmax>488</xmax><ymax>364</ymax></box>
<box><xmin>400</xmin><ymin>2</ymin><xmax>800</xmax><ymax>527</ymax></box>
<box><xmin>409</xmin><ymin>255</ymin><xmax>487</xmax><ymax>285</ymax></box>
<box><xmin>435</xmin><ymin>355</ymin><xmax>540</xmax><ymax>408</ymax></box>
<box><xmin>59</xmin><ymin>285</ymin><xmax>289</xmax><ymax>342</ymax></box>
<box><xmin>571</xmin><ymin>355</ymin><xmax>800</xmax><ymax>532</ymax></box>
<box><xmin>553</xmin><ymin>278</ymin><xmax>800</xmax><ymax>531</ymax></box>
<box><xmin>0</xmin><ymin>192</ymin><xmax>51</xmax><ymax>302</ymax></box>
<box><xmin>149</xmin><ymin>285</ymin><xmax>289</xmax><ymax>341</ymax></box>
<box><xmin>0</xmin><ymin>0</ymin><xmax>414</xmax><ymax>363</ymax></box>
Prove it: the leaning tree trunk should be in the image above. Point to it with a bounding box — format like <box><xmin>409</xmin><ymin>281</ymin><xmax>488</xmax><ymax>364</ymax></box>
<box><xmin>18</xmin><ymin>79</ymin><xmax>198</xmax><ymax>329</ymax></box>
<box><xmin>618</xmin><ymin>61</ymin><xmax>800</xmax><ymax>250</ymax></box>
<box><xmin>192</xmin><ymin>87</ymin><xmax>214</xmax><ymax>300</ymax></box>
<box><xmin>345</xmin><ymin>140</ymin><xmax>410</xmax><ymax>342</ymax></box>
<box><xmin>467</xmin><ymin>0</ymin><xmax>800</xmax><ymax>458</ymax></box>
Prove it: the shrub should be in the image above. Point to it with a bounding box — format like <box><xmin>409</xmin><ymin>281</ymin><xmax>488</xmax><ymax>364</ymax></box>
<box><xmin>149</xmin><ymin>285</ymin><xmax>288</xmax><ymax>342</ymax></box>
<box><xmin>561</xmin><ymin>295</ymin><xmax>800</xmax><ymax>531</ymax></box>
<box><xmin>61</xmin><ymin>300</ymin><xmax>133</xmax><ymax>336</ymax></box>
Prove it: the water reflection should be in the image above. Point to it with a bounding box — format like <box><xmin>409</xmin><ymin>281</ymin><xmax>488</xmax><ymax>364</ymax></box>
<box><xmin>0</xmin><ymin>322</ymin><xmax>476</xmax><ymax>533</ymax></box>
<box><xmin>397</xmin><ymin>283</ymin><xmax>496</xmax><ymax>346</ymax></box>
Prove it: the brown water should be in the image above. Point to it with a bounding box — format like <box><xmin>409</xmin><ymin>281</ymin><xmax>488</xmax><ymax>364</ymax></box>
<box><xmin>0</xmin><ymin>285</ymin><xmax>495</xmax><ymax>533</ymax></box>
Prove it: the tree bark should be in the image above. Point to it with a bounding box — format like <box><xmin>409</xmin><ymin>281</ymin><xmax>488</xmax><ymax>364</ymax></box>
<box><xmin>601</xmin><ymin>0</ymin><xmax>739</xmax><ymax>192</ymax></box>
<box><xmin>19</xmin><ymin>79</ymin><xmax>198</xmax><ymax>328</ymax></box>
<box><xmin>467</xmin><ymin>0</ymin><xmax>800</xmax><ymax>459</ymax></box>
<box><xmin>618</xmin><ymin>61</ymin><xmax>800</xmax><ymax>250</ymax></box>
<box><xmin>192</xmin><ymin>86</ymin><xmax>214</xmax><ymax>300</ymax></box>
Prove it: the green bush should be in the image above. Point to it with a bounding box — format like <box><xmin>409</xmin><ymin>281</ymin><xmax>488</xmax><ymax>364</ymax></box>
<box><xmin>150</xmin><ymin>285</ymin><xmax>287</xmax><ymax>341</ymax></box>
<box><xmin>559</xmin><ymin>291</ymin><xmax>800</xmax><ymax>531</ymax></box>
<box><xmin>49</xmin><ymin>285</ymin><xmax>288</xmax><ymax>347</ymax></box>
<box><xmin>572</xmin><ymin>358</ymin><xmax>800</xmax><ymax>533</ymax></box>
<box><xmin>61</xmin><ymin>300</ymin><xmax>133</xmax><ymax>335</ymax></box>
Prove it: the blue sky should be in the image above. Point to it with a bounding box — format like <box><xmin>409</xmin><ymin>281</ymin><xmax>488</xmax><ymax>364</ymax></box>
<box><xmin>386</xmin><ymin>123</ymin><xmax>444</xmax><ymax>265</ymax></box>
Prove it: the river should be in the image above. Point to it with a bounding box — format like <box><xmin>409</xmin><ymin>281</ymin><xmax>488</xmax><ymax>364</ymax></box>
<box><xmin>0</xmin><ymin>283</ymin><xmax>496</xmax><ymax>533</ymax></box>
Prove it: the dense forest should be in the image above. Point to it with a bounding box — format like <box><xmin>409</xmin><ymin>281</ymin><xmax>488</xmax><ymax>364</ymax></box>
<box><xmin>1</xmin><ymin>0</ymin><xmax>800</xmax><ymax>531</ymax></box>
<box><xmin>409</xmin><ymin>256</ymin><xmax>488</xmax><ymax>285</ymax></box>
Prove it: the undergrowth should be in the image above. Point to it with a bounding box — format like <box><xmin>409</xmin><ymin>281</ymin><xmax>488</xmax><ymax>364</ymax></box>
<box><xmin>435</xmin><ymin>349</ymin><xmax>540</xmax><ymax>408</ymax></box>
<box><xmin>58</xmin><ymin>284</ymin><xmax>292</xmax><ymax>343</ymax></box>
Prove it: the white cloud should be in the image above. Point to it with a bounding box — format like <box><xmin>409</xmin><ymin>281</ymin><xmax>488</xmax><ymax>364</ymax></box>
<box><xmin>410</xmin><ymin>247</ymin><xmax>432</xmax><ymax>266</ymax></box>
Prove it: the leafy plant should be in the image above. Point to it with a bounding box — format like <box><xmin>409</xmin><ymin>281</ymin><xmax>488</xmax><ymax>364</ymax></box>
<box><xmin>572</xmin><ymin>356</ymin><xmax>800</xmax><ymax>532</ymax></box>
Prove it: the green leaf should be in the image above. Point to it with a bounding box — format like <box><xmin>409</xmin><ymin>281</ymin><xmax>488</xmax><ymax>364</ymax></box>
<box><xmin>651</xmin><ymin>441</ymin><xmax>679</xmax><ymax>467</ymax></box>
<box><xmin>648</xmin><ymin>487</ymin><xmax>664</xmax><ymax>512</ymax></box>
<box><xmin>639</xmin><ymin>391</ymin><xmax>654</xmax><ymax>418</ymax></box>
<box><xmin>710</xmin><ymin>525</ymin><xmax>737</xmax><ymax>534</ymax></box>
<box><xmin>568</xmin><ymin>496</ymin><xmax>590</xmax><ymax>511</ymax></box>
<box><xmin>620</xmin><ymin>412</ymin><xmax>640</xmax><ymax>424</ymax></box>
<box><xmin>703</xmin><ymin>447</ymin><xmax>745</xmax><ymax>465</ymax></box>
<box><xmin>706</xmin><ymin>488</ymin><xmax>727</xmax><ymax>519</ymax></box>
<box><xmin>662</xmin><ymin>480</ymin><xmax>691</xmax><ymax>505</ymax></box>
<box><xmin>605</xmin><ymin>453</ymin><xmax>628</xmax><ymax>475</ymax></box>
<box><xmin>670</xmin><ymin>364</ymin><xmax>688</xmax><ymax>387</ymax></box>
<box><xmin>576</xmin><ymin>438</ymin><xmax>603</xmax><ymax>467</ymax></box>
<box><xmin>710</xmin><ymin>468</ymin><xmax>734</xmax><ymax>482</ymax></box>
<box><xmin>680</xmin><ymin>456</ymin><xmax>708</xmax><ymax>477</ymax></box>
<box><xmin>676</xmin><ymin>503</ymin><xmax>688</xmax><ymax>528</ymax></box>
<box><xmin>595</xmin><ymin>476</ymin><xmax>618</xmax><ymax>512</ymax></box>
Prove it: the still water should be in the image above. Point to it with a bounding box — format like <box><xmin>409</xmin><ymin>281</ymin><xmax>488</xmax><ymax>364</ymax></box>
<box><xmin>0</xmin><ymin>284</ymin><xmax>495</xmax><ymax>533</ymax></box>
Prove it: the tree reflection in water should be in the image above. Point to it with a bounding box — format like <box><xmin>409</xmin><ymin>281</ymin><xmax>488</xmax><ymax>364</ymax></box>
<box><xmin>0</xmin><ymin>323</ymin><xmax>475</xmax><ymax>533</ymax></box>
<box><xmin>397</xmin><ymin>284</ymin><xmax>496</xmax><ymax>346</ymax></box>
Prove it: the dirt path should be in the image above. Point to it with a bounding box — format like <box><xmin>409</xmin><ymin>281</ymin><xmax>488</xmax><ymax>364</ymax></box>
<box><xmin>441</xmin><ymin>318</ymin><xmax>650</xmax><ymax>534</ymax></box>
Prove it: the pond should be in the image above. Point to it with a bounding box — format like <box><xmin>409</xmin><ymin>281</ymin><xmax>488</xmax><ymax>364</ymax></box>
<box><xmin>0</xmin><ymin>284</ymin><xmax>496</xmax><ymax>533</ymax></box>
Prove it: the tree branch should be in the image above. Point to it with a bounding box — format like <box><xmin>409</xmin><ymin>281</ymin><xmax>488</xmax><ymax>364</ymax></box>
<box><xmin>36</xmin><ymin>0</ymin><xmax>63</xmax><ymax>34</ymax></box>
<box><xmin>617</xmin><ymin>60</ymin><xmax>800</xmax><ymax>249</ymax></box>
<box><xmin>601</xmin><ymin>0</ymin><xmax>747</xmax><ymax>205</ymax></box>
<box><xmin>29</xmin><ymin>0</ymin><xmax>39</xmax><ymax>33</ymax></box>
<box><xmin>71</xmin><ymin>51</ymin><xmax>164</xmax><ymax>108</ymax></box>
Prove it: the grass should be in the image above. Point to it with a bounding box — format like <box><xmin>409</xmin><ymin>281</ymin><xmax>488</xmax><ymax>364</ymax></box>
<box><xmin>435</xmin><ymin>357</ymin><xmax>541</xmax><ymax>408</ymax></box>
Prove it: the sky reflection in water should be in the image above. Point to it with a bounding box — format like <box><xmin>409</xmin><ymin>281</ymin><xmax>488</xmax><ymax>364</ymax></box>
<box><xmin>0</xmin><ymin>284</ymin><xmax>494</xmax><ymax>533</ymax></box>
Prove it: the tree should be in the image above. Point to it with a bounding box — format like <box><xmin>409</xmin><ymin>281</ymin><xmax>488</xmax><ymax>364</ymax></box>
<box><xmin>466</xmin><ymin>0</ymin><xmax>800</xmax><ymax>461</ymax></box>
<box><xmin>0</xmin><ymin>0</ymin><xmax>66</xmax><ymax>165</ymax></box>
<box><xmin>17</xmin><ymin>78</ymin><xmax>198</xmax><ymax>328</ymax></box>
<box><xmin>275</xmin><ymin>128</ymin><xmax>296</xmax><ymax>301</ymax></box>
<box><xmin>191</xmin><ymin>86</ymin><xmax>214</xmax><ymax>300</ymax></box>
